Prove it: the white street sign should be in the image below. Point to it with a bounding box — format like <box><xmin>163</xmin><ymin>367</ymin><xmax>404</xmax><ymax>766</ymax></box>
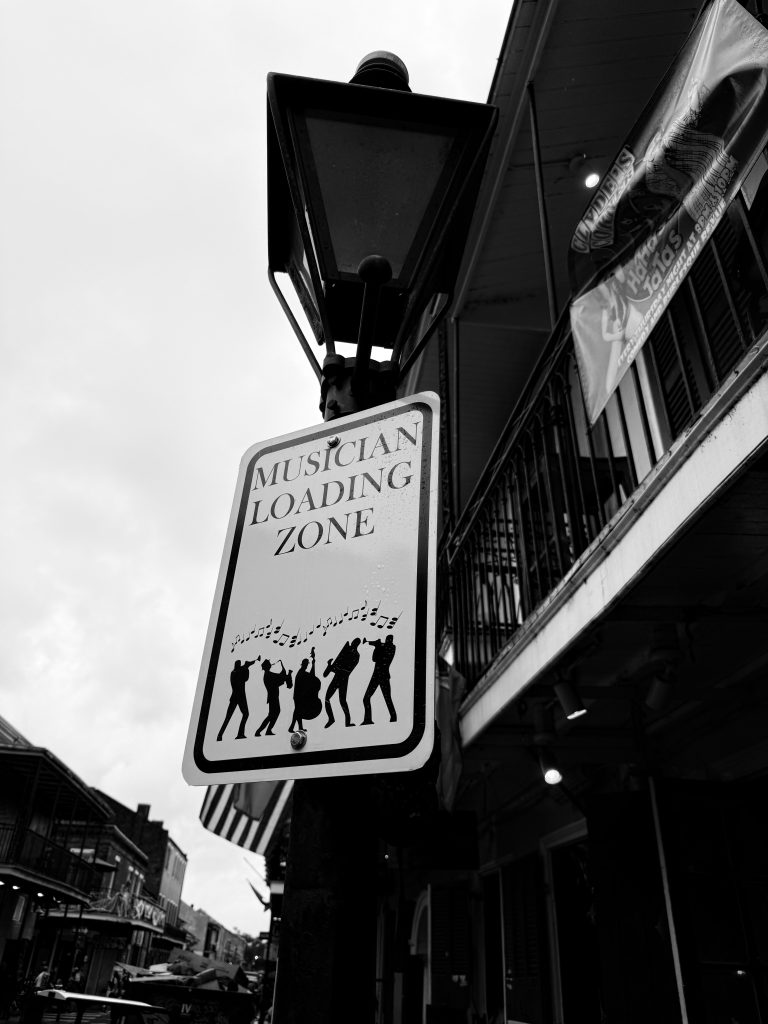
<box><xmin>183</xmin><ymin>392</ymin><xmax>439</xmax><ymax>783</ymax></box>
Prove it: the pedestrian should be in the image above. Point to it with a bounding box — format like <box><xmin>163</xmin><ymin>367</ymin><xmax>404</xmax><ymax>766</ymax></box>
<box><xmin>33</xmin><ymin>966</ymin><xmax>51</xmax><ymax>992</ymax></box>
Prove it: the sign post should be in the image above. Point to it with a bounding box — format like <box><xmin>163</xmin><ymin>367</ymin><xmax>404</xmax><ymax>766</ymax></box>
<box><xmin>184</xmin><ymin>392</ymin><xmax>439</xmax><ymax>785</ymax></box>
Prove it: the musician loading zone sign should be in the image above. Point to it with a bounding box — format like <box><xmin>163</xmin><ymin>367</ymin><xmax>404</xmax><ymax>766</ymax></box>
<box><xmin>183</xmin><ymin>393</ymin><xmax>439</xmax><ymax>783</ymax></box>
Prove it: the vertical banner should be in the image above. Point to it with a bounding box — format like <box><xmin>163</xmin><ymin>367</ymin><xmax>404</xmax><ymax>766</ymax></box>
<box><xmin>569</xmin><ymin>0</ymin><xmax>768</xmax><ymax>425</ymax></box>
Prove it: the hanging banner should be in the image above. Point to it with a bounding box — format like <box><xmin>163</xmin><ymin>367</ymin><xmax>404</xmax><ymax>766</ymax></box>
<box><xmin>569</xmin><ymin>0</ymin><xmax>768</xmax><ymax>424</ymax></box>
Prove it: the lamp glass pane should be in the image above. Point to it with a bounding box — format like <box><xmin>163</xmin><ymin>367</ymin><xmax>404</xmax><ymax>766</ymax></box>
<box><xmin>304</xmin><ymin>115</ymin><xmax>453</xmax><ymax>280</ymax></box>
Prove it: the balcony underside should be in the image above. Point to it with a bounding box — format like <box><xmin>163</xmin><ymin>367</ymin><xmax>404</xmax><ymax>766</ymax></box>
<box><xmin>0</xmin><ymin>864</ymin><xmax>93</xmax><ymax>904</ymax></box>
<box><xmin>456</xmin><ymin>363</ymin><xmax>768</xmax><ymax>806</ymax></box>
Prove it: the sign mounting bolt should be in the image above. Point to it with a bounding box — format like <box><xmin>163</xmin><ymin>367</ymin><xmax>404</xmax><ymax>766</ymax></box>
<box><xmin>290</xmin><ymin>731</ymin><xmax>308</xmax><ymax>750</ymax></box>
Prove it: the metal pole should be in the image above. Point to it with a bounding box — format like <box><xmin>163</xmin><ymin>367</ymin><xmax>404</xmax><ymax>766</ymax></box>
<box><xmin>272</xmin><ymin>285</ymin><xmax>395</xmax><ymax>1022</ymax></box>
<box><xmin>271</xmin><ymin>776</ymin><xmax>378</xmax><ymax>1023</ymax></box>
<box><xmin>648</xmin><ymin>777</ymin><xmax>689</xmax><ymax>1024</ymax></box>
<box><xmin>527</xmin><ymin>81</ymin><xmax>558</xmax><ymax>329</ymax></box>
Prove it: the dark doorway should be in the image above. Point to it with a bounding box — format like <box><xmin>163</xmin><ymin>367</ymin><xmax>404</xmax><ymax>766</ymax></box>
<box><xmin>550</xmin><ymin>839</ymin><xmax>602</xmax><ymax>1022</ymax></box>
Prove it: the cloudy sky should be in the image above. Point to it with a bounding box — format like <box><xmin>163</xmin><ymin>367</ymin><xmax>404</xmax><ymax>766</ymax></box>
<box><xmin>0</xmin><ymin>0</ymin><xmax>509</xmax><ymax>938</ymax></box>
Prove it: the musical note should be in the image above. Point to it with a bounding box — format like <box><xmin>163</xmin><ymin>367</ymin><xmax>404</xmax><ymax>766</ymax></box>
<box><xmin>351</xmin><ymin>608</ymin><xmax>360</xmax><ymax>621</ymax></box>
<box><xmin>256</xmin><ymin>626</ymin><xmax>265</xmax><ymax>639</ymax></box>
<box><xmin>288</xmin><ymin>633</ymin><xmax>298</xmax><ymax>648</ymax></box>
<box><xmin>388</xmin><ymin>613</ymin><xmax>401</xmax><ymax>628</ymax></box>
<box><xmin>374</xmin><ymin>614</ymin><xmax>388</xmax><ymax>629</ymax></box>
<box><xmin>264</xmin><ymin>619</ymin><xmax>273</xmax><ymax>638</ymax></box>
<box><xmin>278</xmin><ymin>633</ymin><xmax>289</xmax><ymax>646</ymax></box>
<box><xmin>360</xmin><ymin>600</ymin><xmax>368</xmax><ymax>621</ymax></box>
<box><xmin>370</xmin><ymin>603</ymin><xmax>380</xmax><ymax>619</ymax></box>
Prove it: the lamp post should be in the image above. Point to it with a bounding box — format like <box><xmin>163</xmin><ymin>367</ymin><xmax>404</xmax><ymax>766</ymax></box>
<box><xmin>267</xmin><ymin>53</ymin><xmax>496</xmax><ymax>1023</ymax></box>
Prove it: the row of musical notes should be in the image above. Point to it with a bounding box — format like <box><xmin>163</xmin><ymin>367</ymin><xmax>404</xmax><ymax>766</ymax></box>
<box><xmin>229</xmin><ymin>598</ymin><xmax>402</xmax><ymax>653</ymax></box>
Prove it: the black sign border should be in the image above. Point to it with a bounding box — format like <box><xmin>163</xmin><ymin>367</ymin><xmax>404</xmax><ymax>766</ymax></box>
<box><xmin>192</xmin><ymin>400</ymin><xmax>434</xmax><ymax>774</ymax></box>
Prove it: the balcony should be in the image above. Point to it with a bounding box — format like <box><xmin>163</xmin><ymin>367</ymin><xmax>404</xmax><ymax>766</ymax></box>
<box><xmin>52</xmin><ymin>887</ymin><xmax>168</xmax><ymax>931</ymax></box>
<box><xmin>443</xmin><ymin>193</ymin><xmax>768</xmax><ymax>691</ymax></box>
<box><xmin>0</xmin><ymin>824</ymin><xmax>98</xmax><ymax>895</ymax></box>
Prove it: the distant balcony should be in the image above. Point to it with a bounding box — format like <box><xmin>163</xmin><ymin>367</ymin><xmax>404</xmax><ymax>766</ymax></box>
<box><xmin>64</xmin><ymin>887</ymin><xmax>168</xmax><ymax>930</ymax></box>
<box><xmin>0</xmin><ymin>823</ymin><xmax>97</xmax><ymax>894</ymax></box>
<box><xmin>443</xmin><ymin>193</ymin><xmax>768</xmax><ymax>690</ymax></box>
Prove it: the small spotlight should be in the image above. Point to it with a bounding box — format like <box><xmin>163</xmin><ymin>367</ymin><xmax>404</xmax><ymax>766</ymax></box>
<box><xmin>11</xmin><ymin>885</ymin><xmax>20</xmax><ymax>891</ymax></box>
<box><xmin>538</xmin><ymin>750</ymin><xmax>562</xmax><ymax>786</ymax></box>
<box><xmin>585</xmin><ymin>171</ymin><xmax>600</xmax><ymax>188</ymax></box>
<box><xmin>37</xmin><ymin>892</ymin><xmax>44</xmax><ymax>898</ymax></box>
<box><xmin>645</xmin><ymin>662</ymin><xmax>677</xmax><ymax>711</ymax></box>
<box><xmin>554</xmin><ymin>679</ymin><xmax>587</xmax><ymax>720</ymax></box>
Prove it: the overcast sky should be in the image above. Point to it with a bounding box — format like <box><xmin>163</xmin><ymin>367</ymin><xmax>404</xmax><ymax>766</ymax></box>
<box><xmin>0</xmin><ymin>0</ymin><xmax>509</xmax><ymax>938</ymax></box>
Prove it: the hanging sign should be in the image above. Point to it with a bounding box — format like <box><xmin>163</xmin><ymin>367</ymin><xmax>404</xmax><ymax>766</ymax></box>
<box><xmin>183</xmin><ymin>393</ymin><xmax>439</xmax><ymax>783</ymax></box>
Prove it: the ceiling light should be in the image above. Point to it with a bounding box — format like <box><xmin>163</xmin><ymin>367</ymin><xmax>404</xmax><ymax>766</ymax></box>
<box><xmin>554</xmin><ymin>678</ymin><xmax>587</xmax><ymax>720</ymax></box>
<box><xmin>538</xmin><ymin>749</ymin><xmax>562</xmax><ymax>786</ymax></box>
<box><xmin>568</xmin><ymin>153</ymin><xmax>600</xmax><ymax>189</ymax></box>
<box><xmin>12</xmin><ymin>885</ymin><xmax>20</xmax><ymax>891</ymax></box>
<box><xmin>645</xmin><ymin>663</ymin><xmax>677</xmax><ymax>711</ymax></box>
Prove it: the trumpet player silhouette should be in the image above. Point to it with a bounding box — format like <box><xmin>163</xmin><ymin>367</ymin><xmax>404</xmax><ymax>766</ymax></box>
<box><xmin>255</xmin><ymin>659</ymin><xmax>293</xmax><ymax>737</ymax></box>
<box><xmin>217</xmin><ymin>659</ymin><xmax>257</xmax><ymax>741</ymax></box>
<box><xmin>324</xmin><ymin>638</ymin><xmax>361</xmax><ymax>728</ymax></box>
<box><xmin>361</xmin><ymin>634</ymin><xmax>397</xmax><ymax>725</ymax></box>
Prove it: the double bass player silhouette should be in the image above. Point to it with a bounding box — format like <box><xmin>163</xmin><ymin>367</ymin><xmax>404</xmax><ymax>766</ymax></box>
<box><xmin>289</xmin><ymin>647</ymin><xmax>322</xmax><ymax>732</ymax></box>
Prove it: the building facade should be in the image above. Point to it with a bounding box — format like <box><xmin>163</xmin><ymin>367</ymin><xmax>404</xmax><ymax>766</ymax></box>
<box><xmin>96</xmin><ymin>796</ymin><xmax>189</xmax><ymax>961</ymax></box>
<box><xmin>180</xmin><ymin>901</ymin><xmax>246</xmax><ymax>964</ymax></box>
<box><xmin>40</xmin><ymin>819</ymin><xmax>167</xmax><ymax>993</ymax></box>
<box><xmin>380</xmin><ymin>0</ymin><xmax>768</xmax><ymax>1021</ymax></box>
<box><xmin>0</xmin><ymin>715</ymin><xmax>110</xmax><ymax>987</ymax></box>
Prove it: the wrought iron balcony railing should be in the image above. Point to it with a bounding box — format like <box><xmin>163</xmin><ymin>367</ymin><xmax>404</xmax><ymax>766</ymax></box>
<box><xmin>443</xmin><ymin>193</ymin><xmax>768</xmax><ymax>690</ymax></box>
<box><xmin>0</xmin><ymin>823</ymin><xmax>98</xmax><ymax>894</ymax></box>
<box><xmin>53</xmin><ymin>886</ymin><xmax>168</xmax><ymax>929</ymax></box>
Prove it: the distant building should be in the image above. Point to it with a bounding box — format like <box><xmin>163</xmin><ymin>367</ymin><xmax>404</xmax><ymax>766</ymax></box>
<box><xmin>41</xmin><ymin>819</ymin><xmax>164</xmax><ymax>992</ymax></box>
<box><xmin>180</xmin><ymin>901</ymin><xmax>246</xmax><ymax>963</ymax></box>
<box><xmin>95</xmin><ymin>796</ymin><xmax>188</xmax><ymax>963</ymax></box>
<box><xmin>0</xmin><ymin>715</ymin><xmax>110</xmax><ymax>984</ymax></box>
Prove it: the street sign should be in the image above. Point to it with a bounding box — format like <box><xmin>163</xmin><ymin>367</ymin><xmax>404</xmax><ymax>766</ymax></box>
<box><xmin>183</xmin><ymin>392</ymin><xmax>439</xmax><ymax>783</ymax></box>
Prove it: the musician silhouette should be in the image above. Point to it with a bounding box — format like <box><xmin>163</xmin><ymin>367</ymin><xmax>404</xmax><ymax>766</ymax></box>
<box><xmin>217</xmin><ymin>659</ymin><xmax>257</xmax><ymax>741</ymax></box>
<box><xmin>255</xmin><ymin>659</ymin><xmax>293</xmax><ymax>737</ymax></box>
<box><xmin>324</xmin><ymin>638</ymin><xmax>361</xmax><ymax>728</ymax></box>
<box><xmin>289</xmin><ymin>648</ymin><xmax>322</xmax><ymax>732</ymax></box>
<box><xmin>361</xmin><ymin>635</ymin><xmax>397</xmax><ymax>725</ymax></box>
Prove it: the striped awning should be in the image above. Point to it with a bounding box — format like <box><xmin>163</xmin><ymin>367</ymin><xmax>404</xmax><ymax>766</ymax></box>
<box><xmin>198</xmin><ymin>781</ymin><xmax>292</xmax><ymax>855</ymax></box>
